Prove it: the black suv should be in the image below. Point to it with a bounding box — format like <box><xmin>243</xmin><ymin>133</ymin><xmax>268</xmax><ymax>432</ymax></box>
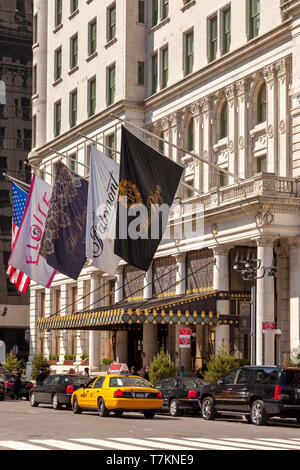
<box><xmin>199</xmin><ymin>366</ymin><xmax>300</xmax><ymax>426</ymax></box>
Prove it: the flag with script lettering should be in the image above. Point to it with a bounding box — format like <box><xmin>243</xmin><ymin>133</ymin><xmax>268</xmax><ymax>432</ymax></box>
<box><xmin>39</xmin><ymin>161</ymin><xmax>88</xmax><ymax>280</ymax></box>
<box><xmin>86</xmin><ymin>145</ymin><xmax>121</xmax><ymax>276</ymax></box>
<box><xmin>8</xmin><ymin>174</ymin><xmax>56</xmax><ymax>288</ymax></box>
<box><xmin>7</xmin><ymin>183</ymin><xmax>30</xmax><ymax>293</ymax></box>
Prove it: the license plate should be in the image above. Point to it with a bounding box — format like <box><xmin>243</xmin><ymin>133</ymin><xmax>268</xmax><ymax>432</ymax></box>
<box><xmin>135</xmin><ymin>393</ymin><xmax>144</xmax><ymax>398</ymax></box>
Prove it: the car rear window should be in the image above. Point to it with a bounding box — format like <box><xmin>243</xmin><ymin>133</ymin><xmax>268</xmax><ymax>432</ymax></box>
<box><xmin>183</xmin><ymin>379</ymin><xmax>206</xmax><ymax>389</ymax></box>
<box><xmin>109</xmin><ymin>377</ymin><xmax>152</xmax><ymax>388</ymax></box>
<box><xmin>253</xmin><ymin>368</ymin><xmax>277</xmax><ymax>384</ymax></box>
<box><xmin>282</xmin><ymin>370</ymin><xmax>300</xmax><ymax>387</ymax></box>
<box><xmin>62</xmin><ymin>376</ymin><xmax>88</xmax><ymax>386</ymax></box>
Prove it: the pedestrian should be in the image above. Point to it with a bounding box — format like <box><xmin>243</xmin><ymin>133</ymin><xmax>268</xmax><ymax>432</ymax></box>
<box><xmin>129</xmin><ymin>365</ymin><xmax>137</xmax><ymax>376</ymax></box>
<box><xmin>13</xmin><ymin>369</ymin><xmax>22</xmax><ymax>400</ymax></box>
<box><xmin>200</xmin><ymin>358</ymin><xmax>208</xmax><ymax>376</ymax></box>
<box><xmin>142</xmin><ymin>367</ymin><xmax>150</xmax><ymax>382</ymax></box>
<box><xmin>36</xmin><ymin>368</ymin><xmax>48</xmax><ymax>385</ymax></box>
<box><xmin>83</xmin><ymin>367</ymin><xmax>89</xmax><ymax>377</ymax></box>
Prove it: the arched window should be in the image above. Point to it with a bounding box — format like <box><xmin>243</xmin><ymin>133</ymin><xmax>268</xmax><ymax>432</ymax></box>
<box><xmin>257</xmin><ymin>82</ymin><xmax>266</xmax><ymax>124</ymax></box>
<box><xmin>187</xmin><ymin>117</ymin><xmax>194</xmax><ymax>151</ymax></box>
<box><xmin>219</xmin><ymin>101</ymin><xmax>228</xmax><ymax>139</ymax></box>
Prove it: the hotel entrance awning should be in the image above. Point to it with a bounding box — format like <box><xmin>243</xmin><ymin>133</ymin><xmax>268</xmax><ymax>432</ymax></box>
<box><xmin>37</xmin><ymin>291</ymin><xmax>249</xmax><ymax>331</ymax></box>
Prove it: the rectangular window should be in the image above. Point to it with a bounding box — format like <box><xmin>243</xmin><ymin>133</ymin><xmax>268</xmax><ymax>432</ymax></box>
<box><xmin>0</xmin><ymin>127</ymin><xmax>5</xmax><ymax>149</ymax></box>
<box><xmin>107</xmin><ymin>65</ymin><xmax>116</xmax><ymax>105</ymax></box>
<box><xmin>223</xmin><ymin>8</ymin><xmax>231</xmax><ymax>54</ymax></box>
<box><xmin>138</xmin><ymin>0</ymin><xmax>145</xmax><ymax>23</ymax></box>
<box><xmin>161</xmin><ymin>47</ymin><xmax>168</xmax><ymax>89</ymax></box>
<box><xmin>70</xmin><ymin>89</ymin><xmax>77</xmax><ymax>128</ymax></box>
<box><xmin>88</xmin><ymin>77</ymin><xmax>96</xmax><ymax>116</ymax></box>
<box><xmin>162</xmin><ymin>0</ymin><xmax>169</xmax><ymax>20</ymax></box>
<box><xmin>138</xmin><ymin>61</ymin><xmax>145</xmax><ymax>85</ymax></box>
<box><xmin>88</xmin><ymin>19</ymin><xmax>97</xmax><ymax>55</ymax></box>
<box><xmin>249</xmin><ymin>0</ymin><xmax>260</xmax><ymax>39</ymax></box>
<box><xmin>256</xmin><ymin>156</ymin><xmax>266</xmax><ymax>173</ymax></box>
<box><xmin>55</xmin><ymin>47</ymin><xmax>62</xmax><ymax>81</ymax></box>
<box><xmin>219</xmin><ymin>170</ymin><xmax>228</xmax><ymax>187</ymax></box>
<box><xmin>209</xmin><ymin>15</ymin><xmax>218</xmax><ymax>62</ymax></box>
<box><xmin>55</xmin><ymin>0</ymin><xmax>62</xmax><ymax>27</ymax></box>
<box><xmin>108</xmin><ymin>4</ymin><xmax>116</xmax><ymax>41</ymax></box>
<box><xmin>69</xmin><ymin>152</ymin><xmax>77</xmax><ymax>172</ymax></box>
<box><xmin>33</xmin><ymin>64</ymin><xmax>37</xmax><ymax>94</ymax></box>
<box><xmin>184</xmin><ymin>30</ymin><xmax>194</xmax><ymax>76</ymax></box>
<box><xmin>151</xmin><ymin>53</ymin><xmax>158</xmax><ymax>94</ymax></box>
<box><xmin>70</xmin><ymin>34</ymin><xmax>78</xmax><ymax>68</ymax></box>
<box><xmin>33</xmin><ymin>14</ymin><xmax>38</xmax><ymax>43</ymax></box>
<box><xmin>152</xmin><ymin>0</ymin><xmax>158</xmax><ymax>26</ymax></box>
<box><xmin>54</xmin><ymin>101</ymin><xmax>61</xmax><ymax>137</ymax></box>
<box><xmin>70</xmin><ymin>0</ymin><xmax>78</xmax><ymax>13</ymax></box>
<box><xmin>106</xmin><ymin>133</ymin><xmax>115</xmax><ymax>159</ymax></box>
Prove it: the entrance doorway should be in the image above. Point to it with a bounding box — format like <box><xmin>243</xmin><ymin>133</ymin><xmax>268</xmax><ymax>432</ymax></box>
<box><xmin>127</xmin><ymin>327</ymin><xmax>143</xmax><ymax>371</ymax></box>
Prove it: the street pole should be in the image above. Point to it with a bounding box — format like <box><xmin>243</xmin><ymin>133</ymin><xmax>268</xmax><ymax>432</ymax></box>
<box><xmin>250</xmin><ymin>284</ymin><xmax>256</xmax><ymax>366</ymax></box>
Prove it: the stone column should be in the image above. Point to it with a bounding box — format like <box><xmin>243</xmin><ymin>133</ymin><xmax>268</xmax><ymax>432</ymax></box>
<box><xmin>115</xmin><ymin>266</ymin><xmax>123</xmax><ymax>303</ymax></box>
<box><xmin>143</xmin><ymin>324</ymin><xmax>157</xmax><ymax>368</ymax></box>
<box><xmin>116</xmin><ymin>330</ymin><xmax>128</xmax><ymax>363</ymax></box>
<box><xmin>57</xmin><ymin>284</ymin><xmax>68</xmax><ymax>364</ymax></box>
<box><xmin>263</xmin><ymin>64</ymin><xmax>278</xmax><ymax>174</ymax></box>
<box><xmin>144</xmin><ymin>265</ymin><xmax>152</xmax><ymax>300</ymax></box>
<box><xmin>275</xmin><ymin>242</ymin><xmax>290</xmax><ymax>365</ymax></box>
<box><xmin>89</xmin><ymin>273</ymin><xmax>102</xmax><ymax>372</ymax></box>
<box><xmin>190</xmin><ymin>101</ymin><xmax>202</xmax><ymax>192</ymax></box>
<box><xmin>236</xmin><ymin>78</ymin><xmax>248</xmax><ymax>179</ymax></box>
<box><xmin>43</xmin><ymin>289</ymin><xmax>52</xmax><ymax>357</ymax></box>
<box><xmin>169</xmin><ymin>111</ymin><xmax>185</xmax><ymax>198</ymax></box>
<box><xmin>213</xmin><ymin>246</ymin><xmax>231</xmax><ymax>352</ymax></box>
<box><xmin>201</xmin><ymin>97</ymin><xmax>212</xmax><ymax>193</ymax></box>
<box><xmin>275</xmin><ymin>58</ymin><xmax>289</xmax><ymax>177</ymax></box>
<box><xmin>175</xmin><ymin>253</ymin><xmax>186</xmax><ymax>296</ymax></box>
<box><xmin>225</xmin><ymin>85</ymin><xmax>237</xmax><ymax>186</ymax></box>
<box><xmin>256</xmin><ymin>237</ymin><xmax>276</xmax><ymax>365</ymax></box>
<box><xmin>75</xmin><ymin>280</ymin><xmax>85</xmax><ymax>363</ymax></box>
<box><xmin>289</xmin><ymin>238</ymin><xmax>300</xmax><ymax>355</ymax></box>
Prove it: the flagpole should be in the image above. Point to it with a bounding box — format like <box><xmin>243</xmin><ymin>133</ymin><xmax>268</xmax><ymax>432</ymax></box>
<box><xmin>2</xmin><ymin>172</ymin><xmax>31</xmax><ymax>189</ymax></box>
<box><xmin>77</xmin><ymin>132</ymin><xmax>121</xmax><ymax>156</ymax></box>
<box><xmin>23</xmin><ymin>161</ymin><xmax>54</xmax><ymax>179</ymax></box>
<box><xmin>49</xmin><ymin>147</ymin><xmax>90</xmax><ymax>171</ymax></box>
<box><xmin>110</xmin><ymin>114</ymin><xmax>243</xmax><ymax>183</ymax></box>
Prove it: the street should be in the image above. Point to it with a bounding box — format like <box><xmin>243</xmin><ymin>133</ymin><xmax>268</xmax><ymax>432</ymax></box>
<box><xmin>1</xmin><ymin>398</ymin><xmax>300</xmax><ymax>452</ymax></box>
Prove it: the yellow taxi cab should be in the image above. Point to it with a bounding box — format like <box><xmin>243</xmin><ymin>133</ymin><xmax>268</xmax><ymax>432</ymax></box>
<box><xmin>71</xmin><ymin>367</ymin><xmax>163</xmax><ymax>419</ymax></box>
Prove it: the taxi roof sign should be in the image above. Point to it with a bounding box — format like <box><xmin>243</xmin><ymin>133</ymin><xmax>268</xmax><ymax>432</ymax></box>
<box><xmin>108</xmin><ymin>363</ymin><xmax>129</xmax><ymax>374</ymax></box>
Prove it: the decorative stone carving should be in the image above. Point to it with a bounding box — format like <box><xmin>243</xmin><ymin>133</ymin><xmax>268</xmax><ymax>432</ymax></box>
<box><xmin>263</xmin><ymin>64</ymin><xmax>275</xmax><ymax>86</ymax></box>
<box><xmin>267</xmin><ymin>124</ymin><xmax>274</xmax><ymax>139</ymax></box>
<box><xmin>238</xmin><ymin>136</ymin><xmax>245</xmax><ymax>149</ymax></box>
<box><xmin>228</xmin><ymin>140</ymin><xmax>234</xmax><ymax>152</ymax></box>
<box><xmin>279</xmin><ymin>119</ymin><xmax>286</xmax><ymax>134</ymax></box>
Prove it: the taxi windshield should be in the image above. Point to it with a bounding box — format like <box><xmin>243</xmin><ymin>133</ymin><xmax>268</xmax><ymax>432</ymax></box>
<box><xmin>109</xmin><ymin>377</ymin><xmax>152</xmax><ymax>388</ymax></box>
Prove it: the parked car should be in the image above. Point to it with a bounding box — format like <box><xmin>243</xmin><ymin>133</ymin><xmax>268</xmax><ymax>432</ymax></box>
<box><xmin>29</xmin><ymin>374</ymin><xmax>89</xmax><ymax>409</ymax></box>
<box><xmin>0</xmin><ymin>373</ymin><xmax>33</xmax><ymax>400</ymax></box>
<box><xmin>154</xmin><ymin>376</ymin><xmax>208</xmax><ymax>416</ymax></box>
<box><xmin>199</xmin><ymin>366</ymin><xmax>300</xmax><ymax>426</ymax></box>
<box><xmin>71</xmin><ymin>374</ymin><xmax>163</xmax><ymax>418</ymax></box>
<box><xmin>0</xmin><ymin>378</ymin><xmax>5</xmax><ymax>401</ymax></box>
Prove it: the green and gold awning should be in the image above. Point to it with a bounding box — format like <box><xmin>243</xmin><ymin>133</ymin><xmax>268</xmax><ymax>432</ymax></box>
<box><xmin>36</xmin><ymin>291</ymin><xmax>249</xmax><ymax>331</ymax></box>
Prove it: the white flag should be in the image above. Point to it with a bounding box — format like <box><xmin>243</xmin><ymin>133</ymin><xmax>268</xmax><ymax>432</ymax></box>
<box><xmin>8</xmin><ymin>174</ymin><xmax>56</xmax><ymax>288</ymax></box>
<box><xmin>86</xmin><ymin>146</ymin><xmax>121</xmax><ymax>276</ymax></box>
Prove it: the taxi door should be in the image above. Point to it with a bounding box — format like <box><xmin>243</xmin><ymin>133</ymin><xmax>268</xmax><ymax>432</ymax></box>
<box><xmin>89</xmin><ymin>376</ymin><xmax>105</xmax><ymax>409</ymax></box>
<box><xmin>77</xmin><ymin>377</ymin><xmax>95</xmax><ymax>408</ymax></box>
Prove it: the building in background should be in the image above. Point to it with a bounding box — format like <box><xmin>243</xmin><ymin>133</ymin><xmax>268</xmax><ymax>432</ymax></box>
<box><xmin>0</xmin><ymin>0</ymin><xmax>33</xmax><ymax>364</ymax></box>
<box><xmin>27</xmin><ymin>0</ymin><xmax>300</xmax><ymax>376</ymax></box>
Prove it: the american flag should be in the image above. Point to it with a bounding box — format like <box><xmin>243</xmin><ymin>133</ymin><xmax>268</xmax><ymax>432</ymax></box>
<box><xmin>7</xmin><ymin>183</ymin><xmax>30</xmax><ymax>293</ymax></box>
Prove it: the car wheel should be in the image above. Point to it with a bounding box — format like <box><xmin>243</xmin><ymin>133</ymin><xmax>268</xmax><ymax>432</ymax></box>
<box><xmin>201</xmin><ymin>397</ymin><xmax>217</xmax><ymax>421</ymax></box>
<box><xmin>52</xmin><ymin>393</ymin><xmax>61</xmax><ymax>410</ymax></box>
<box><xmin>30</xmin><ymin>393</ymin><xmax>39</xmax><ymax>407</ymax></box>
<box><xmin>72</xmin><ymin>397</ymin><xmax>82</xmax><ymax>414</ymax></box>
<box><xmin>143</xmin><ymin>410</ymin><xmax>156</xmax><ymax>419</ymax></box>
<box><xmin>250</xmin><ymin>400</ymin><xmax>268</xmax><ymax>426</ymax></box>
<box><xmin>169</xmin><ymin>399</ymin><xmax>182</xmax><ymax>417</ymax></box>
<box><xmin>114</xmin><ymin>410</ymin><xmax>124</xmax><ymax>417</ymax></box>
<box><xmin>98</xmin><ymin>398</ymin><xmax>109</xmax><ymax>417</ymax></box>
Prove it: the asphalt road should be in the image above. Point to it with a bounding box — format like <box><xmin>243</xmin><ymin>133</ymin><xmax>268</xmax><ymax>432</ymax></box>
<box><xmin>1</xmin><ymin>397</ymin><xmax>300</xmax><ymax>451</ymax></box>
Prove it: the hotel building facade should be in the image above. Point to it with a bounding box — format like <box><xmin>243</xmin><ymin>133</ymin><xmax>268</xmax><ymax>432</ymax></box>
<box><xmin>27</xmin><ymin>0</ymin><xmax>300</xmax><ymax>375</ymax></box>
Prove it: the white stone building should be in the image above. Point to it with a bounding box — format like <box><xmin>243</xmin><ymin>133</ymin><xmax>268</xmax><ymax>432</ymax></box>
<box><xmin>27</xmin><ymin>0</ymin><xmax>300</xmax><ymax>376</ymax></box>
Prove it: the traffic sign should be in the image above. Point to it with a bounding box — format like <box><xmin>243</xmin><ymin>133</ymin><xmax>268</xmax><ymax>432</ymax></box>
<box><xmin>262</xmin><ymin>321</ymin><xmax>275</xmax><ymax>334</ymax></box>
<box><xmin>179</xmin><ymin>328</ymin><xmax>191</xmax><ymax>348</ymax></box>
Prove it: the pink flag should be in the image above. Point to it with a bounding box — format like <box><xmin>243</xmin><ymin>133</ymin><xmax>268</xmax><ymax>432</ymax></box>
<box><xmin>8</xmin><ymin>174</ymin><xmax>56</xmax><ymax>288</ymax></box>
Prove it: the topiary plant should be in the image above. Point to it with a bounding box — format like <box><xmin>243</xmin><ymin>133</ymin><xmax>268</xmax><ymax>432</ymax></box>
<box><xmin>203</xmin><ymin>346</ymin><xmax>239</xmax><ymax>383</ymax></box>
<box><xmin>2</xmin><ymin>351</ymin><xmax>21</xmax><ymax>373</ymax></box>
<box><xmin>149</xmin><ymin>348</ymin><xmax>176</xmax><ymax>384</ymax></box>
<box><xmin>31</xmin><ymin>355</ymin><xmax>51</xmax><ymax>380</ymax></box>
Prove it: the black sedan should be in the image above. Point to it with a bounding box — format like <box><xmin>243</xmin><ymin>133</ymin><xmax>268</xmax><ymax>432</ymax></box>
<box><xmin>30</xmin><ymin>374</ymin><xmax>89</xmax><ymax>410</ymax></box>
<box><xmin>154</xmin><ymin>376</ymin><xmax>208</xmax><ymax>416</ymax></box>
<box><xmin>0</xmin><ymin>373</ymin><xmax>33</xmax><ymax>400</ymax></box>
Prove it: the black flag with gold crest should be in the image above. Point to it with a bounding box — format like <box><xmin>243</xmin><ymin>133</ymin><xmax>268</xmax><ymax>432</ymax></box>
<box><xmin>114</xmin><ymin>126</ymin><xmax>184</xmax><ymax>271</ymax></box>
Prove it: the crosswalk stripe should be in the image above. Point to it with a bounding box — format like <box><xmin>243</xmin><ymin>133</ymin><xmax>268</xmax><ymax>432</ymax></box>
<box><xmin>71</xmin><ymin>438</ymin><xmax>150</xmax><ymax>450</ymax></box>
<box><xmin>222</xmin><ymin>438</ymin><xmax>292</xmax><ymax>450</ymax></box>
<box><xmin>30</xmin><ymin>439</ymin><xmax>98</xmax><ymax>450</ymax></box>
<box><xmin>153</xmin><ymin>437</ymin><xmax>252</xmax><ymax>451</ymax></box>
<box><xmin>109</xmin><ymin>437</ymin><xmax>201</xmax><ymax>450</ymax></box>
<box><xmin>0</xmin><ymin>441</ymin><xmax>48</xmax><ymax>451</ymax></box>
<box><xmin>184</xmin><ymin>438</ymin><xmax>283</xmax><ymax>451</ymax></box>
<box><xmin>257</xmin><ymin>438</ymin><xmax>300</xmax><ymax>448</ymax></box>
